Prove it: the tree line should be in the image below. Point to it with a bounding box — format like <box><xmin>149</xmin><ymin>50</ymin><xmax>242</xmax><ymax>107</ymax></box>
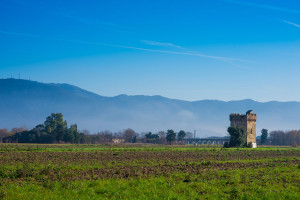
<box><xmin>0</xmin><ymin>127</ymin><xmax>27</xmax><ymax>140</ymax></box>
<box><xmin>268</xmin><ymin>130</ymin><xmax>300</xmax><ymax>146</ymax></box>
<box><xmin>64</xmin><ymin>129</ymin><xmax>190</xmax><ymax>144</ymax></box>
<box><xmin>1</xmin><ymin>113</ymin><xmax>192</xmax><ymax>144</ymax></box>
<box><xmin>2</xmin><ymin>113</ymin><xmax>85</xmax><ymax>143</ymax></box>
<box><xmin>257</xmin><ymin>129</ymin><xmax>300</xmax><ymax>147</ymax></box>
<box><xmin>4</xmin><ymin>113</ymin><xmax>298</xmax><ymax>146</ymax></box>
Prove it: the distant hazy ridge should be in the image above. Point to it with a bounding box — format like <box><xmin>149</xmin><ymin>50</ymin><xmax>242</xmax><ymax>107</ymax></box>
<box><xmin>1</xmin><ymin>79</ymin><xmax>299</xmax><ymax>137</ymax></box>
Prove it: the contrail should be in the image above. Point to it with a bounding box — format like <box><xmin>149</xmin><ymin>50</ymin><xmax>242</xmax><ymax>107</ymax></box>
<box><xmin>0</xmin><ymin>30</ymin><xmax>247</xmax><ymax>63</ymax></box>
<box><xmin>221</xmin><ymin>0</ymin><xmax>300</xmax><ymax>14</ymax></box>
<box><xmin>282</xmin><ymin>20</ymin><xmax>300</xmax><ymax>28</ymax></box>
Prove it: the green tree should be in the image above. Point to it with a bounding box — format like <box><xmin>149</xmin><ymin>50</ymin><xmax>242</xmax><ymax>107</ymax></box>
<box><xmin>177</xmin><ymin>130</ymin><xmax>186</xmax><ymax>141</ymax></box>
<box><xmin>145</xmin><ymin>132</ymin><xmax>159</xmax><ymax>143</ymax></box>
<box><xmin>55</xmin><ymin>124</ymin><xmax>65</xmax><ymax>142</ymax></box>
<box><xmin>261</xmin><ymin>129</ymin><xmax>268</xmax><ymax>144</ymax></box>
<box><xmin>43</xmin><ymin>113</ymin><xmax>68</xmax><ymax>143</ymax></box>
<box><xmin>70</xmin><ymin>124</ymin><xmax>78</xmax><ymax>133</ymax></box>
<box><xmin>227</xmin><ymin>126</ymin><xmax>247</xmax><ymax>147</ymax></box>
<box><xmin>64</xmin><ymin>129</ymin><xmax>75</xmax><ymax>143</ymax></box>
<box><xmin>73</xmin><ymin>131</ymin><xmax>81</xmax><ymax>144</ymax></box>
<box><xmin>166</xmin><ymin>130</ymin><xmax>176</xmax><ymax>144</ymax></box>
<box><xmin>35</xmin><ymin>124</ymin><xmax>45</xmax><ymax>132</ymax></box>
<box><xmin>68</xmin><ymin>124</ymin><xmax>80</xmax><ymax>143</ymax></box>
<box><xmin>44</xmin><ymin>113</ymin><xmax>67</xmax><ymax>134</ymax></box>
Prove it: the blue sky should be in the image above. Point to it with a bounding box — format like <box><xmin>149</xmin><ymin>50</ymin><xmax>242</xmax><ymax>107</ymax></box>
<box><xmin>1</xmin><ymin>0</ymin><xmax>300</xmax><ymax>101</ymax></box>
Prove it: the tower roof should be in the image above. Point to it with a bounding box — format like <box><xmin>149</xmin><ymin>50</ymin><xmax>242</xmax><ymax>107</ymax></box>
<box><xmin>246</xmin><ymin>110</ymin><xmax>253</xmax><ymax>114</ymax></box>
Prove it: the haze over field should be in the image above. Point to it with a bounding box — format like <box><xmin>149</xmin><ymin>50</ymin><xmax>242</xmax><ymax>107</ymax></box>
<box><xmin>1</xmin><ymin>78</ymin><xmax>300</xmax><ymax>137</ymax></box>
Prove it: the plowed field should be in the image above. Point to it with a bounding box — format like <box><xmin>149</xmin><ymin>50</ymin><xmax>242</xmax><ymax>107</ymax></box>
<box><xmin>0</xmin><ymin>144</ymin><xmax>299</xmax><ymax>199</ymax></box>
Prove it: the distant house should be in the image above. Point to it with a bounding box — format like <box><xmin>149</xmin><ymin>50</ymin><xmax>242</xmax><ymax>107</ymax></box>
<box><xmin>112</xmin><ymin>139</ymin><xmax>125</xmax><ymax>144</ymax></box>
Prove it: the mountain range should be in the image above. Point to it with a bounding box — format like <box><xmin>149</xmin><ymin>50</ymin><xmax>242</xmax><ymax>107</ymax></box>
<box><xmin>1</xmin><ymin>78</ymin><xmax>299</xmax><ymax>137</ymax></box>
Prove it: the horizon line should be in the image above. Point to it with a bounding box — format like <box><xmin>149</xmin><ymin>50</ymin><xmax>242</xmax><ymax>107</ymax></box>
<box><xmin>1</xmin><ymin>78</ymin><xmax>299</xmax><ymax>103</ymax></box>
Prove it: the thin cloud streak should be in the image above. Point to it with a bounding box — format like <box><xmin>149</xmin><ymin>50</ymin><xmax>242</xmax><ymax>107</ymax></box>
<box><xmin>282</xmin><ymin>20</ymin><xmax>300</xmax><ymax>28</ymax></box>
<box><xmin>222</xmin><ymin>0</ymin><xmax>300</xmax><ymax>14</ymax></box>
<box><xmin>141</xmin><ymin>40</ymin><xmax>251</xmax><ymax>67</ymax></box>
<box><xmin>0</xmin><ymin>30</ymin><xmax>247</xmax><ymax>64</ymax></box>
<box><xmin>141</xmin><ymin>40</ymin><xmax>183</xmax><ymax>48</ymax></box>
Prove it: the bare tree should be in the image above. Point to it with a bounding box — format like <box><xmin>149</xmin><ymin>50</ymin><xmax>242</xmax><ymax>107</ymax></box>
<box><xmin>11</xmin><ymin>126</ymin><xmax>27</xmax><ymax>134</ymax></box>
<box><xmin>82</xmin><ymin>129</ymin><xmax>90</xmax><ymax>135</ymax></box>
<box><xmin>0</xmin><ymin>129</ymin><xmax>8</xmax><ymax>137</ymax></box>
<box><xmin>270</xmin><ymin>130</ymin><xmax>300</xmax><ymax>146</ymax></box>
<box><xmin>157</xmin><ymin>131</ymin><xmax>166</xmax><ymax>144</ymax></box>
<box><xmin>185</xmin><ymin>132</ymin><xmax>193</xmax><ymax>139</ymax></box>
<box><xmin>123</xmin><ymin>128</ymin><xmax>137</xmax><ymax>143</ymax></box>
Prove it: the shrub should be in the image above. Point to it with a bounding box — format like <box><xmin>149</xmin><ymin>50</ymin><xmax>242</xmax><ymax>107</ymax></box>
<box><xmin>227</xmin><ymin>126</ymin><xmax>247</xmax><ymax>147</ymax></box>
<box><xmin>223</xmin><ymin>142</ymin><xmax>229</xmax><ymax>148</ymax></box>
<box><xmin>246</xmin><ymin>142</ymin><xmax>253</xmax><ymax>148</ymax></box>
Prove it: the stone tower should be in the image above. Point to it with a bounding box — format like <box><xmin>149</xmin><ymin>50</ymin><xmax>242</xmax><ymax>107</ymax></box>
<box><xmin>229</xmin><ymin>110</ymin><xmax>257</xmax><ymax>148</ymax></box>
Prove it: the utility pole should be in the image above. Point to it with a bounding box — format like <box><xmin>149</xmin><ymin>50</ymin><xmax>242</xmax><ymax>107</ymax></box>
<box><xmin>194</xmin><ymin>130</ymin><xmax>196</xmax><ymax>145</ymax></box>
